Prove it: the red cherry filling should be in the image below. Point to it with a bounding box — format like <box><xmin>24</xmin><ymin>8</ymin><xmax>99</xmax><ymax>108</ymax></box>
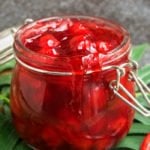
<box><xmin>51</xmin><ymin>19</ymin><xmax>73</xmax><ymax>32</ymax></box>
<box><xmin>24</xmin><ymin>18</ymin><xmax>123</xmax><ymax>57</ymax></box>
<box><xmin>39</xmin><ymin>34</ymin><xmax>60</xmax><ymax>48</ymax></box>
<box><xmin>69</xmin><ymin>35</ymin><xmax>96</xmax><ymax>55</ymax></box>
<box><xmin>69</xmin><ymin>22</ymin><xmax>92</xmax><ymax>35</ymax></box>
<box><xmin>96</xmin><ymin>40</ymin><xmax>118</xmax><ymax>54</ymax></box>
<box><xmin>38</xmin><ymin>33</ymin><xmax>60</xmax><ymax>55</ymax></box>
<box><xmin>23</xmin><ymin>18</ymin><xmax>124</xmax><ymax>75</ymax></box>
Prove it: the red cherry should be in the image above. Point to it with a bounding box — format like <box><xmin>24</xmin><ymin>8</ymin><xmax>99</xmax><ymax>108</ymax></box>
<box><xmin>92</xmin><ymin>85</ymin><xmax>108</xmax><ymax>110</ymax></box>
<box><xmin>83</xmin><ymin>21</ymin><xmax>100</xmax><ymax>30</ymax></box>
<box><xmin>39</xmin><ymin>33</ymin><xmax>60</xmax><ymax>48</ymax></box>
<box><xmin>54</xmin><ymin>19</ymin><xmax>73</xmax><ymax>32</ymax></box>
<box><xmin>96</xmin><ymin>41</ymin><xmax>110</xmax><ymax>53</ymax></box>
<box><xmin>82</xmin><ymin>53</ymin><xmax>100</xmax><ymax>72</ymax></box>
<box><xmin>42</xmin><ymin>127</ymin><xmax>62</xmax><ymax>146</ymax></box>
<box><xmin>69</xmin><ymin>22</ymin><xmax>92</xmax><ymax>35</ymax></box>
<box><xmin>24</xmin><ymin>35</ymin><xmax>41</xmax><ymax>52</ymax></box>
<box><xmin>48</xmin><ymin>18</ymin><xmax>73</xmax><ymax>32</ymax></box>
<box><xmin>85</xmin><ymin>117</ymin><xmax>107</xmax><ymax>137</ymax></box>
<box><xmin>70</xmin><ymin>35</ymin><xmax>97</xmax><ymax>55</ymax></box>
<box><xmin>140</xmin><ymin>133</ymin><xmax>150</xmax><ymax>150</ymax></box>
<box><xmin>107</xmin><ymin>116</ymin><xmax>127</xmax><ymax>136</ymax></box>
<box><xmin>96</xmin><ymin>40</ymin><xmax>118</xmax><ymax>54</ymax></box>
<box><xmin>38</xmin><ymin>33</ymin><xmax>60</xmax><ymax>55</ymax></box>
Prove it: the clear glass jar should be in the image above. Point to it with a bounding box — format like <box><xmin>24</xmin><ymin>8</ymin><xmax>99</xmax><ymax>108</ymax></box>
<box><xmin>11</xmin><ymin>16</ymin><xmax>135</xmax><ymax>150</ymax></box>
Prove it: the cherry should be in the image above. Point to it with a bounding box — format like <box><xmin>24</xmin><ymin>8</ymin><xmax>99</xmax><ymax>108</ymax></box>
<box><xmin>38</xmin><ymin>33</ymin><xmax>60</xmax><ymax>55</ymax></box>
<box><xmin>24</xmin><ymin>35</ymin><xmax>41</xmax><ymax>52</ymax></box>
<box><xmin>107</xmin><ymin>115</ymin><xmax>127</xmax><ymax>136</ymax></box>
<box><xmin>96</xmin><ymin>39</ymin><xmax>119</xmax><ymax>54</ymax></box>
<box><xmin>42</xmin><ymin>127</ymin><xmax>62</xmax><ymax>147</ymax></box>
<box><xmin>82</xmin><ymin>20</ymin><xmax>100</xmax><ymax>31</ymax></box>
<box><xmin>53</xmin><ymin>19</ymin><xmax>73</xmax><ymax>32</ymax></box>
<box><xmin>69</xmin><ymin>22</ymin><xmax>91</xmax><ymax>35</ymax></box>
<box><xmin>39</xmin><ymin>34</ymin><xmax>60</xmax><ymax>48</ymax></box>
<box><xmin>70</xmin><ymin>35</ymin><xmax>96</xmax><ymax>55</ymax></box>
<box><xmin>82</xmin><ymin>54</ymin><xmax>100</xmax><ymax>72</ymax></box>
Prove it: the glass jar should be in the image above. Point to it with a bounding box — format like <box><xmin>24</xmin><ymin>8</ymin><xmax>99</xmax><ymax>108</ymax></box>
<box><xmin>11</xmin><ymin>16</ymin><xmax>135</xmax><ymax>150</ymax></box>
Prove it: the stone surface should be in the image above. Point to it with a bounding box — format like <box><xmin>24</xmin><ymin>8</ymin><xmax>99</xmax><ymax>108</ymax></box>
<box><xmin>0</xmin><ymin>0</ymin><xmax>149</xmax><ymax>64</ymax></box>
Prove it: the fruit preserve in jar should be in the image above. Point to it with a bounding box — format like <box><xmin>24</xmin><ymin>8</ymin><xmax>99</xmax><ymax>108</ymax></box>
<box><xmin>11</xmin><ymin>16</ymin><xmax>135</xmax><ymax>150</ymax></box>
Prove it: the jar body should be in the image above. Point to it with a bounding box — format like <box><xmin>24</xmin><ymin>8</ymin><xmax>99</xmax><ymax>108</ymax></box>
<box><xmin>11</xmin><ymin>63</ymin><xmax>135</xmax><ymax>150</ymax></box>
<box><xmin>11</xmin><ymin>16</ymin><xmax>135</xmax><ymax>150</ymax></box>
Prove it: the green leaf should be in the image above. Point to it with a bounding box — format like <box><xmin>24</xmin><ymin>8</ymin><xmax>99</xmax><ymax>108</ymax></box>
<box><xmin>136</xmin><ymin>93</ymin><xmax>150</xmax><ymax>108</ymax></box>
<box><xmin>1</xmin><ymin>86</ymin><xmax>10</xmax><ymax>97</ymax></box>
<box><xmin>113</xmin><ymin>148</ymin><xmax>135</xmax><ymax>150</ymax></box>
<box><xmin>0</xmin><ymin>117</ymin><xmax>20</xmax><ymax>150</ymax></box>
<box><xmin>0</xmin><ymin>114</ymin><xmax>9</xmax><ymax>128</ymax></box>
<box><xmin>3</xmin><ymin>106</ymin><xmax>11</xmax><ymax>118</ymax></box>
<box><xmin>136</xmin><ymin>93</ymin><xmax>150</xmax><ymax>109</ymax></box>
<box><xmin>116</xmin><ymin>136</ymin><xmax>144</xmax><ymax>150</ymax></box>
<box><xmin>0</xmin><ymin>115</ymin><xmax>32</xmax><ymax>150</ymax></box>
<box><xmin>0</xmin><ymin>74</ymin><xmax>12</xmax><ymax>86</ymax></box>
<box><xmin>0</xmin><ymin>114</ymin><xmax>31</xmax><ymax>150</ymax></box>
<box><xmin>138</xmin><ymin>65</ymin><xmax>150</xmax><ymax>84</ymax></box>
<box><xmin>131</xmin><ymin>44</ymin><xmax>149</xmax><ymax>62</ymax></box>
<box><xmin>14</xmin><ymin>141</ymin><xmax>32</xmax><ymax>150</ymax></box>
<box><xmin>129</xmin><ymin>123</ymin><xmax>150</xmax><ymax>134</ymax></box>
<box><xmin>0</xmin><ymin>94</ymin><xmax>9</xmax><ymax>104</ymax></box>
<box><xmin>138</xmin><ymin>65</ymin><xmax>150</xmax><ymax>78</ymax></box>
<box><xmin>134</xmin><ymin>112</ymin><xmax>150</xmax><ymax>125</ymax></box>
<box><xmin>0</xmin><ymin>60</ymin><xmax>15</xmax><ymax>72</ymax></box>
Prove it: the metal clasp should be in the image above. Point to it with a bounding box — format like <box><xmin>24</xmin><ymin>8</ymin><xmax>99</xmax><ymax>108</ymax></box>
<box><xmin>103</xmin><ymin>60</ymin><xmax>150</xmax><ymax>117</ymax></box>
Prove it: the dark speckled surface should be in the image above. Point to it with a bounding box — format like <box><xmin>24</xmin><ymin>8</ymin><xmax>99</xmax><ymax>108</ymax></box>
<box><xmin>0</xmin><ymin>0</ymin><xmax>149</xmax><ymax>64</ymax></box>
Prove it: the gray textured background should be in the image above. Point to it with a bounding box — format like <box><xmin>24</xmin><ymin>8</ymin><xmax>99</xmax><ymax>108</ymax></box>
<box><xmin>0</xmin><ymin>0</ymin><xmax>149</xmax><ymax>64</ymax></box>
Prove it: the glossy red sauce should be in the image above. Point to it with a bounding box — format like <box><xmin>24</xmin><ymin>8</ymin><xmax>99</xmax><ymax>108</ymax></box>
<box><xmin>24</xmin><ymin>18</ymin><xmax>123</xmax><ymax>56</ymax></box>
<box><xmin>11</xmin><ymin>17</ymin><xmax>134</xmax><ymax>150</ymax></box>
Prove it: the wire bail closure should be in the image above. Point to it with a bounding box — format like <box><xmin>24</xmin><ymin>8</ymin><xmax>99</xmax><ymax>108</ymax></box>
<box><xmin>104</xmin><ymin>60</ymin><xmax>150</xmax><ymax>117</ymax></box>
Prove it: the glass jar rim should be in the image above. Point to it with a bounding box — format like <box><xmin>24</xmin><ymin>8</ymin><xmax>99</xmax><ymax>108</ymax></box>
<box><xmin>14</xmin><ymin>15</ymin><xmax>131</xmax><ymax>74</ymax></box>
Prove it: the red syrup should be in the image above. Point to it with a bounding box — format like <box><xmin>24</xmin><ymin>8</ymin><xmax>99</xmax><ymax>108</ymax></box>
<box><xmin>11</xmin><ymin>16</ymin><xmax>135</xmax><ymax>150</ymax></box>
